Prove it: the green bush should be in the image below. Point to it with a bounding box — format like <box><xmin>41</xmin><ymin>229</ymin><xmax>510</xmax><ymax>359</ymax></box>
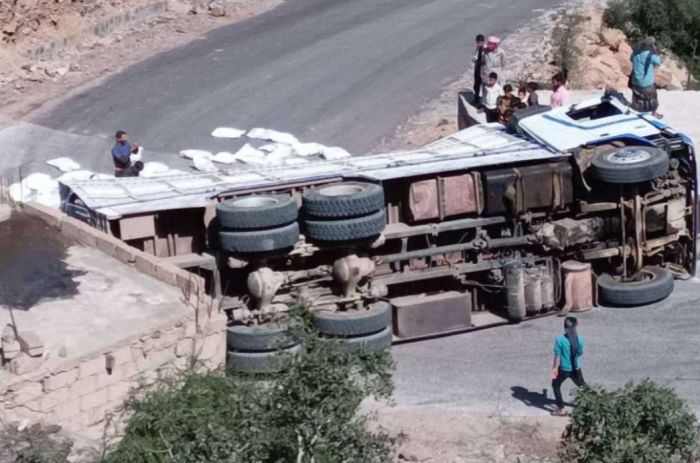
<box><xmin>104</xmin><ymin>316</ymin><xmax>395</xmax><ymax>463</ymax></box>
<box><xmin>561</xmin><ymin>381</ymin><xmax>700</xmax><ymax>463</ymax></box>
<box><xmin>604</xmin><ymin>0</ymin><xmax>700</xmax><ymax>79</ymax></box>
<box><xmin>551</xmin><ymin>11</ymin><xmax>585</xmax><ymax>86</ymax></box>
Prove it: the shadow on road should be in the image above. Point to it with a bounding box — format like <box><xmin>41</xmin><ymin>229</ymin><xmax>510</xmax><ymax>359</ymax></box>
<box><xmin>511</xmin><ymin>386</ymin><xmax>572</xmax><ymax>412</ymax></box>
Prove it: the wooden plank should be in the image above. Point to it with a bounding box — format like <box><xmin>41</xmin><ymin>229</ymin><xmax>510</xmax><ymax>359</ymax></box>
<box><xmin>119</xmin><ymin>214</ymin><xmax>155</xmax><ymax>240</ymax></box>
<box><xmin>162</xmin><ymin>253</ymin><xmax>216</xmax><ymax>269</ymax></box>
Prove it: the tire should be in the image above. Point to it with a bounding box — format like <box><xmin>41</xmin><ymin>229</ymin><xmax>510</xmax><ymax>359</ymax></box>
<box><xmin>324</xmin><ymin>327</ymin><xmax>393</xmax><ymax>353</ymax></box>
<box><xmin>302</xmin><ymin>182</ymin><xmax>384</xmax><ymax>219</ymax></box>
<box><xmin>304</xmin><ymin>209</ymin><xmax>385</xmax><ymax>242</ymax></box>
<box><xmin>598</xmin><ymin>266</ymin><xmax>673</xmax><ymax>306</ymax></box>
<box><xmin>219</xmin><ymin>222</ymin><xmax>299</xmax><ymax>253</ymax></box>
<box><xmin>227</xmin><ymin>324</ymin><xmax>298</xmax><ymax>351</ymax></box>
<box><xmin>507</xmin><ymin>105</ymin><xmax>552</xmax><ymax>136</ymax></box>
<box><xmin>313</xmin><ymin>302</ymin><xmax>391</xmax><ymax>336</ymax></box>
<box><xmin>591</xmin><ymin>147</ymin><xmax>669</xmax><ymax>184</ymax></box>
<box><xmin>217</xmin><ymin>195</ymin><xmax>297</xmax><ymax>230</ymax></box>
<box><xmin>227</xmin><ymin>344</ymin><xmax>303</xmax><ymax>374</ymax></box>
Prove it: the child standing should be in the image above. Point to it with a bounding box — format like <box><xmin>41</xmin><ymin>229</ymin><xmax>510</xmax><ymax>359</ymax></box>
<box><xmin>481</xmin><ymin>72</ymin><xmax>502</xmax><ymax>123</ymax></box>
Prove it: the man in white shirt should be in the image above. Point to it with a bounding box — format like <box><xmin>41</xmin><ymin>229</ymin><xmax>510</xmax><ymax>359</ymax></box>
<box><xmin>481</xmin><ymin>72</ymin><xmax>502</xmax><ymax>123</ymax></box>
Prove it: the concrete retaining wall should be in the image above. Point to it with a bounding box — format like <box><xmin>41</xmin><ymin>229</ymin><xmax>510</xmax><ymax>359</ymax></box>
<box><xmin>24</xmin><ymin>1</ymin><xmax>168</xmax><ymax>61</ymax></box>
<box><xmin>0</xmin><ymin>201</ymin><xmax>226</xmax><ymax>437</ymax></box>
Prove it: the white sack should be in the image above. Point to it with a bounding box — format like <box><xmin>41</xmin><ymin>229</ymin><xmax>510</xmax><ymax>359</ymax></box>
<box><xmin>247</xmin><ymin>128</ymin><xmax>299</xmax><ymax>146</ymax></box>
<box><xmin>46</xmin><ymin>157</ymin><xmax>81</xmax><ymax>173</ymax></box>
<box><xmin>140</xmin><ymin>162</ymin><xmax>170</xmax><ymax>177</ymax></box>
<box><xmin>212</xmin><ymin>151</ymin><xmax>238</xmax><ymax>164</ymax></box>
<box><xmin>211</xmin><ymin>127</ymin><xmax>245</xmax><ymax>139</ymax></box>
<box><xmin>180</xmin><ymin>149</ymin><xmax>213</xmax><ymax>160</ymax></box>
<box><xmin>232</xmin><ymin>143</ymin><xmax>268</xmax><ymax>166</ymax></box>
<box><xmin>319</xmin><ymin>146</ymin><xmax>351</xmax><ymax>160</ymax></box>
<box><xmin>291</xmin><ymin>142</ymin><xmax>325</xmax><ymax>157</ymax></box>
<box><xmin>130</xmin><ymin>146</ymin><xmax>143</xmax><ymax>163</ymax></box>
<box><xmin>192</xmin><ymin>156</ymin><xmax>219</xmax><ymax>172</ymax></box>
<box><xmin>57</xmin><ymin>170</ymin><xmax>96</xmax><ymax>182</ymax></box>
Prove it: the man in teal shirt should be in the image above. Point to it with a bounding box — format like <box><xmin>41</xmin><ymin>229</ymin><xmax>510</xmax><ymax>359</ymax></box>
<box><xmin>551</xmin><ymin>316</ymin><xmax>586</xmax><ymax>416</ymax></box>
<box><xmin>630</xmin><ymin>37</ymin><xmax>662</xmax><ymax>118</ymax></box>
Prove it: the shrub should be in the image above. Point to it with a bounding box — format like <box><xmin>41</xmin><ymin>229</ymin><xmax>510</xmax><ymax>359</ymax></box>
<box><xmin>0</xmin><ymin>422</ymin><xmax>75</xmax><ymax>463</ymax></box>
<box><xmin>551</xmin><ymin>11</ymin><xmax>585</xmax><ymax>87</ymax></box>
<box><xmin>561</xmin><ymin>381</ymin><xmax>700</xmax><ymax>463</ymax></box>
<box><xmin>104</xmin><ymin>313</ymin><xmax>395</xmax><ymax>463</ymax></box>
<box><xmin>604</xmin><ymin>0</ymin><xmax>700</xmax><ymax>79</ymax></box>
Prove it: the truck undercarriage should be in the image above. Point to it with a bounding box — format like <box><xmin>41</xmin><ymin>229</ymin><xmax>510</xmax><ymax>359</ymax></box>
<box><xmin>61</xmin><ymin>93</ymin><xmax>697</xmax><ymax>372</ymax></box>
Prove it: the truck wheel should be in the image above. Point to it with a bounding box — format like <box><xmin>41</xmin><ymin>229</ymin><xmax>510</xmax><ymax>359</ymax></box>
<box><xmin>591</xmin><ymin>147</ymin><xmax>669</xmax><ymax>184</ymax></box>
<box><xmin>227</xmin><ymin>344</ymin><xmax>303</xmax><ymax>374</ymax></box>
<box><xmin>227</xmin><ymin>324</ymin><xmax>298</xmax><ymax>351</ymax></box>
<box><xmin>304</xmin><ymin>209</ymin><xmax>385</xmax><ymax>242</ymax></box>
<box><xmin>324</xmin><ymin>327</ymin><xmax>393</xmax><ymax>353</ymax></box>
<box><xmin>219</xmin><ymin>222</ymin><xmax>299</xmax><ymax>253</ymax></box>
<box><xmin>598</xmin><ymin>266</ymin><xmax>673</xmax><ymax>306</ymax></box>
<box><xmin>302</xmin><ymin>182</ymin><xmax>384</xmax><ymax>219</ymax></box>
<box><xmin>313</xmin><ymin>302</ymin><xmax>391</xmax><ymax>336</ymax></box>
<box><xmin>217</xmin><ymin>195</ymin><xmax>297</xmax><ymax>230</ymax></box>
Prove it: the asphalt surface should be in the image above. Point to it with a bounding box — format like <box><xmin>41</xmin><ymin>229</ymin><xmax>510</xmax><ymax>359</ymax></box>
<box><xmin>392</xmin><ymin>273</ymin><xmax>700</xmax><ymax>415</ymax></box>
<box><xmin>0</xmin><ymin>0</ymin><xmax>562</xmax><ymax>176</ymax></box>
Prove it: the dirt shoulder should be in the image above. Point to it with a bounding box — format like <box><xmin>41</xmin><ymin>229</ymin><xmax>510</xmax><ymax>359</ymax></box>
<box><xmin>372</xmin><ymin>404</ymin><xmax>563</xmax><ymax>463</ymax></box>
<box><xmin>0</xmin><ymin>0</ymin><xmax>282</xmax><ymax>123</ymax></box>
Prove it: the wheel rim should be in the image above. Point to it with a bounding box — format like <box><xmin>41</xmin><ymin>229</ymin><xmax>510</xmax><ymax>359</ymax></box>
<box><xmin>231</xmin><ymin>196</ymin><xmax>279</xmax><ymax>208</ymax></box>
<box><xmin>605</xmin><ymin>147</ymin><xmax>651</xmax><ymax>164</ymax></box>
<box><xmin>318</xmin><ymin>184</ymin><xmax>365</xmax><ymax>197</ymax></box>
<box><xmin>621</xmin><ymin>268</ymin><xmax>656</xmax><ymax>284</ymax></box>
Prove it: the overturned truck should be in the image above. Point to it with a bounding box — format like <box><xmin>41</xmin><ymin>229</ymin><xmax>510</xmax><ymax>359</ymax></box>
<box><xmin>61</xmin><ymin>93</ymin><xmax>697</xmax><ymax>372</ymax></box>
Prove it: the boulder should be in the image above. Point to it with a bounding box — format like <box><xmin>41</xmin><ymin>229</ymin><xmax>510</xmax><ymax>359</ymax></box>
<box><xmin>614</xmin><ymin>50</ymin><xmax>633</xmax><ymax>75</ymax></box>
<box><xmin>0</xmin><ymin>204</ymin><xmax>11</xmax><ymax>222</ymax></box>
<box><xmin>1</xmin><ymin>324</ymin><xmax>16</xmax><ymax>343</ymax></box>
<box><xmin>208</xmin><ymin>1</ymin><xmax>228</xmax><ymax>17</ymax></box>
<box><xmin>17</xmin><ymin>331</ymin><xmax>44</xmax><ymax>358</ymax></box>
<box><xmin>618</xmin><ymin>41</ymin><xmax>633</xmax><ymax>57</ymax></box>
<box><xmin>1</xmin><ymin>340</ymin><xmax>21</xmax><ymax>361</ymax></box>
<box><xmin>7</xmin><ymin>353</ymin><xmax>43</xmax><ymax>375</ymax></box>
<box><xmin>601</xmin><ymin>28</ymin><xmax>627</xmax><ymax>51</ymax></box>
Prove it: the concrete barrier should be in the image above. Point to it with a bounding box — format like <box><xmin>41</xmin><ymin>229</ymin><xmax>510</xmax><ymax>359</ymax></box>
<box><xmin>24</xmin><ymin>1</ymin><xmax>168</xmax><ymax>61</ymax></box>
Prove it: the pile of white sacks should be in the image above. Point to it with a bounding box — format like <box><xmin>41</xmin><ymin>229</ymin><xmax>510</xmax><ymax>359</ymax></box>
<box><xmin>8</xmin><ymin>127</ymin><xmax>352</xmax><ymax>208</ymax></box>
<box><xmin>180</xmin><ymin>127</ymin><xmax>351</xmax><ymax>172</ymax></box>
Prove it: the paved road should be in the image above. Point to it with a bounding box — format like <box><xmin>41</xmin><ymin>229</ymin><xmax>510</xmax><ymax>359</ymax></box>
<box><xmin>392</xmin><ymin>274</ymin><xmax>700</xmax><ymax>415</ymax></box>
<box><xmin>0</xmin><ymin>0</ymin><xmax>562</xmax><ymax>176</ymax></box>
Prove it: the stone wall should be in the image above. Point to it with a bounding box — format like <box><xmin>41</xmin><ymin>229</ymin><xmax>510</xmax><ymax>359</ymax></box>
<box><xmin>0</xmin><ymin>202</ymin><xmax>227</xmax><ymax>438</ymax></box>
<box><xmin>2</xmin><ymin>0</ymin><xmax>263</xmax><ymax>60</ymax></box>
<box><xmin>2</xmin><ymin>0</ymin><xmax>170</xmax><ymax>58</ymax></box>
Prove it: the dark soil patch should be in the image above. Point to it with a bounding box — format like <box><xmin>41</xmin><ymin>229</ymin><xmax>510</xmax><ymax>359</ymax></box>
<box><xmin>0</xmin><ymin>211</ymin><xmax>85</xmax><ymax>310</ymax></box>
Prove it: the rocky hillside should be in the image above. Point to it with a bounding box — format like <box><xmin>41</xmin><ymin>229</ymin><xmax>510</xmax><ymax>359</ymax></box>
<box><xmin>575</xmin><ymin>8</ymin><xmax>689</xmax><ymax>90</ymax></box>
<box><xmin>517</xmin><ymin>5</ymin><xmax>690</xmax><ymax>90</ymax></box>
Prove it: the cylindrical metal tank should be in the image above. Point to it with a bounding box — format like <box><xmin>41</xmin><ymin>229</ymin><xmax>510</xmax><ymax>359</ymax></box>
<box><xmin>505</xmin><ymin>263</ymin><xmax>526</xmax><ymax>321</ymax></box>
<box><xmin>524</xmin><ymin>267</ymin><xmax>543</xmax><ymax>314</ymax></box>
<box><xmin>540</xmin><ymin>265</ymin><xmax>555</xmax><ymax>310</ymax></box>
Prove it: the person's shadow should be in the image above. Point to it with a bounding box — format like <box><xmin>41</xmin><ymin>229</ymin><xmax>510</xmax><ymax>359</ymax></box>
<box><xmin>510</xmin><ymin>386</ymin><xmax>573</xmax><ymax>412</ymax></box>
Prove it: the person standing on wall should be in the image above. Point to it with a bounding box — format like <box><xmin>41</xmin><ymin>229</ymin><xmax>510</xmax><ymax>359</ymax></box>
<box><xmin>526</xmin><ymin>82</ymin><xmax>540</xmax><ymax>107</ymax></box>
<box><xmin>551</xmin><ymin>316</ymin><xmax>587</xmax><ymax>416</ymax></box>
<box><xmin>630</xmin><ymin>37</ymin><xmax>663</xmax><ymax>119</ymax></box>
<box><xmin>550</xmin><ymin>70</ymin><xmax>569</xmax><ymax>108</ymax></box>
<box><xmin>481</xmin><ymin>36</ymin><xmax>506</xmax><ymax>97</ymax></box>
<box><xmin>472</xmin><ymin>34</ymin><xmax>486</xmax><ymax>101</ymax></box>
<box><xmin>481</xmin><ymin>72</ymin><xmax>502</xmax><ymax>123</ymax></box>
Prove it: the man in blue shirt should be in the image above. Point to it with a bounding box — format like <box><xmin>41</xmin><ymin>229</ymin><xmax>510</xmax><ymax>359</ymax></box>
<box><xmin>111</xmin><ymin>130</ymin><xmax>142</xmax><ymax>177</ymax></box>
<box><xmin>630</xmin><ymin>37</ymin><xmax>662</xmax><ymax>118</ymax></box>
<box><xmin>551</xmin><ymin>316</ymin><xmax>587</xmax><ymax>416</ymax></box>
